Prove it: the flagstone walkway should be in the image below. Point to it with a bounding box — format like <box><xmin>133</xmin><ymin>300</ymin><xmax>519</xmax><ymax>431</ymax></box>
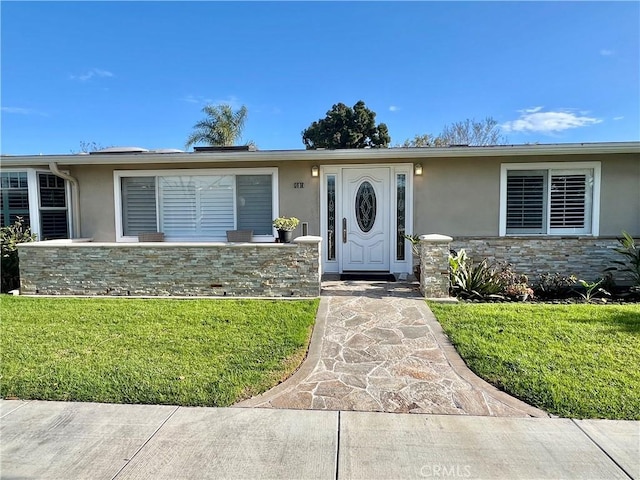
<box><xmin>237</xmin><ymin>279</ymin><xmax>547</xmax><ymax>417</ymax></box>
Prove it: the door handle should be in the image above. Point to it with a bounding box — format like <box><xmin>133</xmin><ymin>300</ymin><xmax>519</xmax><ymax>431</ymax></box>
<box><xmin>342</xmin><ymin>218</ymin><xmax>347</xmax><ymax>243</ymax></box>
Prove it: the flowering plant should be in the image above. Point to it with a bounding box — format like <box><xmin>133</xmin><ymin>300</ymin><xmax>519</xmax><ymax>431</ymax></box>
<box><xmin>272</xmin><ymin>217</ymin><xmax>300</xmax><ymax>231</ymax></box>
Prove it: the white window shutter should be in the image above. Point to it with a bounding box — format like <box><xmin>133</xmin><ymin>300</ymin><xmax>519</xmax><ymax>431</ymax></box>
<box><xmin>198</xmin><ymin>176</ymin><xmax>234</xmax><ymax>236</ymax></box>
<box><xmin>549</xmin><ymin>170</ymin><xmax>592</xmax><ymax>234</ymax></box>
<box><xmin>159</xmin><ymin>176</ymin><xmax>234</xmax><ymax>240</ymax></box>
<box><xmin>506</xmin><ymin>171</ymin><xmax>546</xmax><ymax>234</ymax></box>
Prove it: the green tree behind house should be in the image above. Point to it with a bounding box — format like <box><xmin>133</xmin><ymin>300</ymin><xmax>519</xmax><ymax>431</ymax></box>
<box><xmin>302</xmin><ymin>101</ymin><xmax>390</xmax><ymax>149</ymax></box>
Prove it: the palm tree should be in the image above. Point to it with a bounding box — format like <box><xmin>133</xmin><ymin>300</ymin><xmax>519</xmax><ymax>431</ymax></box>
<box><xmin>185</xmin><ymin>104</ymin><xmax>249</xmax><ymax>149</ymax></box>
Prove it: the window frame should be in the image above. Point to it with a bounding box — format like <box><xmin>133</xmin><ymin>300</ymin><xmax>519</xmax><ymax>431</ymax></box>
<box><xmin>499</xmin><ymin>162</ymin><xmax>601</xmax><ymax>236</ymax></box>
<box><xmin>114</xmin><ymin>167</ymin><xmax>279</xmax><ymax>242</ymax></box>
<box><xmin>38</xmin><ymin>172</ymin><xmax>70</xmax><ymax>239</ymax></box>
<box><xmin>0</xmin><ymin>168</ymin><xmax>72</xmax><ymax>240</ymax></box>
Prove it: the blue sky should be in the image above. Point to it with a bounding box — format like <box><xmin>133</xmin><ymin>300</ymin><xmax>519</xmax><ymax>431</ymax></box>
<box><xmin>1</xmin><ymin>1</ymin><xmax>639</xmax><ymax>155</ymax></box>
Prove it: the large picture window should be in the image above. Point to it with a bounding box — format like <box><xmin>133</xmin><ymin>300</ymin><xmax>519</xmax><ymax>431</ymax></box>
<box><xmin>500</xmin><ymin>162</ymin><xmax>600</xmax><ymax>236</ymax></box>
<box><xmin>116</xmin><ymin>169</ymin><xmax>277</xmax><ymax>241</ymax></box>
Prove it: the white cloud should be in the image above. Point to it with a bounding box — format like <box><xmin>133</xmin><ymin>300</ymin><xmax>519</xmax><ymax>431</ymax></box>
<box><xmin>501</xmin><ymin>108</ymin><xmax>602</xmax><ymax>134</ymax></box>
<box><xmin>1</xmin><ymin>106</ymin><xmax>47</xmax><ymax>116</ymax></box>
<box><xmin>1</xmin><ymin>106</ymin><xmax>33</xmax><ymax>114</ymax></box>
<box><xmin>613</xmin><ymin>116</ymin><xmax>624</xmax><ymax>121</ymax></box>
<box><xmin>183</xmin><ymin>94</ymin><xmax>209</xmax><ymax>104</ymax></box>
<box><xmin>213</xmin><ymin>95</ymin><xmax>242</xmax><ymax>109</ymax></box>
<box><xmin>599</xmin><ymin>49</ymin><xmax>614</xmax><ymax>56</ymax></box>
<box><xmin>389</xmin><ymin>105</ymin><xmax>400</xmax><ymax>112</ymax></box>
<box><xmin>182</xmin><ymin>95</ymin><xmax>241</xmax><ymax>108</ymax></box>
<box><xmin>70</xmin><ymin>68</ymin><xmax>114</xmax><ymax>81</ymax></box>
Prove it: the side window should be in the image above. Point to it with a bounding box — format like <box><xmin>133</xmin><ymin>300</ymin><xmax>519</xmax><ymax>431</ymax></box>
<box><xmin>0</xmin><ymin>172</ymin><xmax>30</xmax><ymax>228</ymax></box>
<box><xmin>39</xmin><ymin>173</ymin><xmax>69</xmax><ymax>239</ymax></box>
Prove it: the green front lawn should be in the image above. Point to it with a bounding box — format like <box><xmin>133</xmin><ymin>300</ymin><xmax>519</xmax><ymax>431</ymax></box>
<box><xmin>1</xmin><ymin>296</ymin><xmax>318</xmax><ymax>406</ymax></box>
<box><xmin>429</xmin><ymin>302</ymin><xmax>640</xmax><ymax>419</ymax></box>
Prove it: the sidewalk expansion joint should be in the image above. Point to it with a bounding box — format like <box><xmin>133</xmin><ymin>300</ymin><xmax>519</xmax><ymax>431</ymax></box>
<box><xmin>570</xmin><ymin>418</ymin><xmax>634</xmax><ymax>480</ymax></box>
<box><xmin>334</xmin><ymin>410</ymin><xmax>341</xmax><ymax>480</ymax></box>
<box><xmin>0</xmin><ymin>400</ymin><xmax>31</xmax><ymax>419</ymax></box>
<box><xmin>110</xmin><ymin>405</ymin><xmax>180</xmax><ymax>480</ymax></box>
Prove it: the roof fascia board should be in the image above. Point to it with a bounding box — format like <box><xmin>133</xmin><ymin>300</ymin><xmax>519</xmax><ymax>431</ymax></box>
<box><xmin>2</xmin><ymin>142</ymin><xmax>638</xmax><ymax>167</ymax></box>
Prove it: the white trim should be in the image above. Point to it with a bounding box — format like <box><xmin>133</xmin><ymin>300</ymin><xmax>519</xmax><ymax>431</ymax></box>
<box><xmin>499</xmin><ymin>161</ymin><xmax>601</xmax><ymax>236</ymax></box>
<box><xmin>319</xmin><ymin>170</ymin><xmax>338</xmax><ymax>272</ymax></box>
<box><xmin>390</xmin><ymin>165</ymin><xmax>413</xmax><ymax>273</ymax></box>
<box><xmin>26</xmin><ymin>171</ymin><xmax>40</xmax><ymax>238</ymax></box>
<box><xmin>113</xmin><ymin>167</ymin><xmax>279</xmax><ymax>242</ymax></box>
<box><xmin>0</xmin><ymin>168</ymin><xmax>72</xmax><ymax>240</ymax></box>
<box><xmin>36</xmin><ymin>170</ymin><xmax>73</xmax><ymax>239</ymax></box>
<box><xmin>319</xmin><ymin>164</ymin><xmax>413</xmax><ymax>274</ymax></box>
<box><xmin>1</xmin><ymin>168</ymin><xmax>41</xmax><ymax>238</ymax></box>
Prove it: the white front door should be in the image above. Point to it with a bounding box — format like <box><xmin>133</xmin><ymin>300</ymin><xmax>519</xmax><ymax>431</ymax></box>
<box><xmin>340</xmin><ymin>167</ymin><xmax>390</xmax><ymax>271</ymax></box>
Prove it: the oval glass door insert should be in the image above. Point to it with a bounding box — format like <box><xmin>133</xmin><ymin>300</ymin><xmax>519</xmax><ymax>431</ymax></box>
<box><xmin>355</xmin><ymin>181</ymin><xmax>377</xmax><ymax>232</ymax></box>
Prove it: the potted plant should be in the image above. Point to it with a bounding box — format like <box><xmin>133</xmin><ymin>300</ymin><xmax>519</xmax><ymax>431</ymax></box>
<box><xmin>404</xmin><ymin>234</ymin><xmax>422</xmax><ymax>281</ymax></box>
<box><xmin>273</xmin><ymin>216</ymin><xmax>300</xmax><ymax>243</ymax></box>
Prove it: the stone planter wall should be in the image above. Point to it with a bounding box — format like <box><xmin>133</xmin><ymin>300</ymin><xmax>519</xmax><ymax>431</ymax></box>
<box><xmin>18</xmin><ymin>236</ymin><xmax>322</xmax><ymax>297</ymax></box>
<box><xmin>450</xmin><ymin>236</ymin><xmax>635</xmax><ymax>284</ymax></box>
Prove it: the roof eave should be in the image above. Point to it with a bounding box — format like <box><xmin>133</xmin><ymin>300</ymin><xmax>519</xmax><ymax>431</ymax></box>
<box><xmin>1</xmin><ymin>142</ymin><xmax>638</xmax><ymax>167</ymax></box>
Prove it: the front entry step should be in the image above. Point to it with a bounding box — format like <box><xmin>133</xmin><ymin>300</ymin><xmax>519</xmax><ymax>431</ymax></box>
<box><xmin>339</xmin><ymin>272</ymin><xmax>396</xmax><ymax>282</ymax></box>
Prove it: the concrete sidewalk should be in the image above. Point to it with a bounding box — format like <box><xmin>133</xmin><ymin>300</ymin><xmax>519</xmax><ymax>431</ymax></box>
<box><xmin>1</xmin><ymin>400</ymin><xmax>638</xmax><ymax>479</ymax></box>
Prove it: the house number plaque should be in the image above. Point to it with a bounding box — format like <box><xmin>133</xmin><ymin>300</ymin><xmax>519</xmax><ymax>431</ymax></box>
<box><xmin>294</xmin><ymin>182</ymin><xmax>304</xmax><ymax>188</ymax></box>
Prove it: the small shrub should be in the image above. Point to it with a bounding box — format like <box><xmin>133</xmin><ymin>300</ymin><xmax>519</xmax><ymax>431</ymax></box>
<box><xmin>496</xmin><ymin>264</ymin><xmax>534</xmax><ymax>300</ymax></box>
<box><xmin>534</xmin><ymin>272</ymin><xmax>577</xmax><ymax>299</ymax></box>
<box><xmin>576</xmin><ymin>278</ymin><xmax>611</xmax><ymax>303</ymax></box>
<box><xmin>1</xmin><ymin>217</ymin><xmax>36</xmax><ymax>293</ymax></box>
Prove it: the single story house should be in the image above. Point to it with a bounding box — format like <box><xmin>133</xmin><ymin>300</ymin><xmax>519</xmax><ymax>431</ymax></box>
<box><xmin>2</xmin><ymin>142</ymin><xmax>638</xmax><ymax>297</ymax></box>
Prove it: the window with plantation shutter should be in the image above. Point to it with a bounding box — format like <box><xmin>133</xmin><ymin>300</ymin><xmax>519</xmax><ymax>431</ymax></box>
<box><xmin>198</xmin><ymin>176</ymin><xmax>235</xmax><ymax>237</ymax></box>
<box><xmin>158</xmin><ymin>177</ymin><xmax>197</xmax><ymax>236</ymax></box>
<box><xmin>549</xmin><ymin>172</ymin><xmax>590</xmax><ymax>233</ymax></box>
<box><xmin>0</xmin><ymin>172</ymin><xmax>30</xmax><ymax>228</ymax></box>
<box><xmin>501</xmin><ymin>163</ymin><xmax>597</xmax><ymax>236</ymax></box>
<box><xmin>158</xmin><ymin>175</ymin><xmax>234</xmax><ymax>240</ymax></box>
<box><xmin>40</xmin><ymin>211</ymin><xmax>69</xmax><ymax>239</ymax></box>
<box><xmin>121</xmin><ymin>177</ymin><xmax>157</xmax><ymax>236</ymax></box>
<box><xmin>0</xmin><ymin>170</ymin><xmax>72</xmax><ymax>240</ymax></box>
<box><xmin>506</xmin><ymin>171</ymin><xmax>546</xmax><ymax>234</ymax></box>
<box><xmin>38</xmin><ymin>173</ymin><xmax>69</xmax><ymax>239</ymax></box>
<box><xmin>236</xmin><ymin>175</ymin><xmax>272</xmax><ymax>235</ymax></box>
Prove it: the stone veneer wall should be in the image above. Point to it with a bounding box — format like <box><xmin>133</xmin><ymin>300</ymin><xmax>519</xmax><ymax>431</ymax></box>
<box><xmin>18</xmin><ymin>237</ymin><xmax>322</xmax><ymax>297</ymax></box>
<box><xmin>419</xmin><ymin>234</ymin><xmax>453</xmax><ymax>298</ymax></box>
<box><xmin>450</xmin><ymin>237</ymin><xmax>634</xmax><ymax>284</ymax></box>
